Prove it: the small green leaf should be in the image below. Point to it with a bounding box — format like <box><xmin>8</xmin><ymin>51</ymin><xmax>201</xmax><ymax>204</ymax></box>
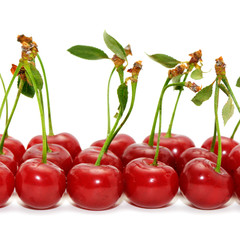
<box><xmin>29</xmin><ymin>64</ymin><xmax>43</xmax><ymax>90</ymax></box>
<box><xmin>236</xmin><ymin>77</ymin><xmax>240</xmax><ymax>87</ymax></box>
<box><xmin>191</xmin><ymin>84</ymin><xmax>213</xmax><ymax>106</ymax></box>
<box><xmin>147</xmin><ymin>53</ymin><xmax>180</xmax><ymax>68</ymax></box>
<box><xmin>17</xmin><ymin>76</ymin><xmax>35</xmax><ymax>98</ymax></box>
<box><xmin>67</xmin><ymin>45</ymin><xmax>109</xmax><ymax>60</ymax></box>
<box><xmin>172</xmin><ymin>74</ymin><xmax>183</xmax><ymax>90</ymax></box>
<box><xmin>117</xmin><ymin>83</ymin><xmax>128</xmax><ymax>114</ymax></box>
<box><xmin>222</xmin><ymin>97</ymin><xmax>234</xmax><ymax>125</ymax></box>
<box><xmin>219</xmin><ymin>84</ymin><xmax>230</xmax><ymax>96</ymax></box>
<box><xmin>103</xmin><ymin>31</ymin><xmax>126</xmax><ymax>60</ymax></box>
<box><xmin>191</xmin><ymin>69</ymin><xmax>203</xmax><ymax>80</ymax></box>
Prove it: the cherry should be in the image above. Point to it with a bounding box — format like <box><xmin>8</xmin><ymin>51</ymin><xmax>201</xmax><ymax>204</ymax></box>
<box><xmin>201</xmin><ymin>136</ymin><xmax>238</xmax><ymax>172</ymax></box>
<box><xmin>177</xmin><ymin>147</ymin><xmax>217</xmax><ymax>175</ymax></box>
<box><xmin>0</xmin><ymin>162</ymin><xmax>15</xmax><ymax>207</ymax></box>
<box><xmin>73</xmin><ymin>146</ymin><xmax>122</xmax><ymax>171</ymax></box>
<box><xmin>21</xmin><ymin>143</ymin><xmax>73</xmax><ymax>175</ymax></box>
<box><xmin>16</xmin><ymin>158</ymin><xmax>66</xmax><ymax>209</ymax></box>
<box><xmin>225</xmin><ymin>144</ymin><xmax>240</xmax><ymax>175</ymax></box>
<box><xmin>233</xmin><ymin>166</ymin><xmax>240</xmax><ymax>200</ymax></box>
<box><xmin>122</xmin><ymin>143</ymin><xmax>175</xmax><ymax>169</ymax></box>
<box><xmin>0</xmin><ymin>147</ymin><xmax>17</xmax><ymax>175</ymax></box>
<box><xmin>27</xmin><ymin>132</ymin><xmax>81</xmax><ymax>160</ymax></box>
<box><xmin>180</xmin><ymin>158</ymin><xmax>234</xmax><ymax>209</ymax></box>
<box><xmin>91</xmin><ymin>133</ymin><xmax>135</xmax><ymax>160</ymax></box>
<box><xmin>0</xmin><ymin>134</ymin><xmax>25</xmax><ymax>166</ymax></box>
<box><xmin>67</xmin><ymin>163</ymin><xmax>123</xmax><ymax>210</ymax></box>
<box><xmin>124</xmin><ymin>158</ymin><xmax>179</xmax><ymax>208</ymax></box>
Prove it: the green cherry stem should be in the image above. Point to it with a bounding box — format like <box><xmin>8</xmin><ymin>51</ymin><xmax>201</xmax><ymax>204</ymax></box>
<box><xmin>210</xmin><ymin>121</ymin><xmax>217</xmax><ymax>152</ymax></box>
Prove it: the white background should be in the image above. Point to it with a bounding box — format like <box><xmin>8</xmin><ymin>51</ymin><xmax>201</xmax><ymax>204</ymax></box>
<box><xmin>1</xmin><ymin>0</ymin><xmax>240</xmax><ymax>239</ymax></box>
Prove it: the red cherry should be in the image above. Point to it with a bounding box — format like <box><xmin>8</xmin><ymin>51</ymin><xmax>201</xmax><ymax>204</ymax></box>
<box><xmin>180</xmin><ymin>158</ymin><xmax>234</xmax><ymax>209</ymax></box>
<box><xmin>0</xmin><ymin>134</ymin><xmax>25</xmax><ymax>166</ymax></box>
<box><xmin>201</xmin><ymin>136</ymin><xmax>238</xmax><ymax>171</ymax></box>
<box><xmin>233</xmin><ymin>166</ymin><xmax>240</xmax><ymax>200</ymax></box>
<box><xmin>177</xmin><ymin>147</ymin><xmax>217</xmax><ymax>175</ymax></box>
<box><xmin>0</xmin><ymin>162</ymin><xmax>15</xmax><ymax>207</ymax></box>
<box><xmin>67</xmin><ymin>163</ymin><xmax>123</xmax><ymax>210</ymax></box>
<box><xmin>73</xmin><ymin>146</ymin><xmax>122</xmax><ymax>171</ymax></box>
<box><xmin>91</xmin><ymin>133</ymin><xmax>135</xmax><ymax>159</ymax></box>
<box><xmin>143</xmin><ymin>133</ymin><xmax>195</xmax><ymax>167</ymax></box>
<box><xmin>15</xmin><ymin>158</ymin><xmax>66</xmax><ymax>209</ymax></box>
<box><xmin>124</xmin><ymin>158</ymin><xmax>179</xmax><ymax>208</ymax></box>
<box><xmin>27</xmin><ymin>132</ymin><xmax>81</xmax><ymax>159</ymax></box>
<box><xmin>0</xmin><ymin>147</ymin><xmax>17</xmax><ymax>175</ymax></box>
<box><xmin>21</xmin><ymin>143</ymin><xmax>73</xmax><ymax>175</ymax></box>
<box><xmin>122</xmin><ymin>143</ymin><xmax>175</xmax><ymax>169</ymax></box>
<box><xmin>226</xmin><ymin>144</ymin><xmax>240</xmax><ymax>175</ymax></box>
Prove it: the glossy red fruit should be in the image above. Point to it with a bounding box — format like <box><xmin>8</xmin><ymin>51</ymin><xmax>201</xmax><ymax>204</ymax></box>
<box><xmin>91</xmin><ymin>133</ymin><xmax>135</xmax><ymax>160</ymax></box>
<box><xmin>0</xmin><ymin>147</ymin><xmax>17</xmax><ymax>175</ymax></box>
<box><xmin>67</xmin><ymin>163</ymin><xmax>123</xmax><ymax>210</ymax></box>
<box><xmin>180</xmin><ymin>158</ymin><xmax>234</xmax><ymax>209</ymax></box>
<box><xmin>201</xmin><ymin>136</ymin><xmax>238</xmax><ymax>171</ymax></box>
<box><xmin>233</xmin><ymin>166</ymin><xmax>240</xmax><ymax>200</ymax></box>
<box><xmin>122</xmin><ymin>143</ymin><xmax>175</xmax><ymax>169</ymax></box>
<box><xmin>73</xmin><ymin>146</ymin><xmax>122</xmax><ymax>171</ymax></box>
<box><xmin>0</xmin><ymin>162</ymin><xmax>15</xmax><ymax>207</ymax></box>
<box><xmin>226</xmin><ymin>144</ymin><xmax>240</xmax><ymax>175</ymax></box>
<box><xmin>124</xmin><ymin>158</ymin><xmax>179</xmax><ymax>208</ymax></box>
<box><xmin>177</xmin><ymin>147</ymin><xmax>218</xmax><ymax>175</ymax></box>
<box><xmin>21</xmin><ymin>143</ymin><xmax>73</xmax><ymax>175</ymax></box>
<box><xmin>143</xmin><ymin>133</ymin><xmax>195</xmax><ymax>165</ymax></box>
<box><xmin>27</xmin><ymin>132</ymin><xmax>81</xmax><ymax>159</ymax></box>
<box><xmin>0</xmin><ymin>134</ymin><xmax>25</xmax><ymax>166</ymax></box>
<box><xmin>15</xmin><ymin>158</ymin><xmax>66</xmax><ymax>209</ymax></box>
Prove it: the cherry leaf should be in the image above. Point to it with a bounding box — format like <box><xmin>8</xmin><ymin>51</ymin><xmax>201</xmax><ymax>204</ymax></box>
<box><xmin>29</xmin><ymin>64</ymin><xmax>43</xmax><ymax>90</ymax></box>
<box><xmin>222</xmin><ymin>97</ymin><xmax>234</xmax><ymax>125</ymax></box>
<box><xmin>17</xmin><ymin>76</ymin><xmax>35</xmax><ymax>98</ymax></box>
<box><xmin>67</xmin><ymin>45</ymin><xmax>109</xmax><ymax>60</ymax></box>
<box><xmin>236</xmin><ymin>77</ymin><xmax>240</xmax><ymax>87</ymax></box>
<box><xmin>147</xmin><ymin>53</ymin><xmax>180</xmax><ymax>68</ymax></box>
<box><xmin>191</xmin><ymin>84</ymin><xmax>213</xmax><ymax>106</ymax></box>
<box><xmin>191</xmin><ymin>69</ymin><xmax>203</xmax><ymax>80</ymax></box>
<box><xmin>117</xmin><ymin>83</ymin><xmax>128</xmax><ymax>115</ymax></box>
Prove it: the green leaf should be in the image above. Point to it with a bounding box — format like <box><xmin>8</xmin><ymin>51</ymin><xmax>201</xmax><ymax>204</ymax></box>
<box><xmin>172</xmin><ymin>74</ymin><xmax>183</xmax><ymax>90</ymax></box>
<box><xmin>191</xmin><ymin>69</ymin><xmax>203</xmax><ymax>80</ymax></box>
<box><xmin>67</xmin><ymin>45</ymin><xmax>109</xmax><ymax>60</ymax></box>
<box><xmin>103</xmin><ymin>31</ymin><xmax>126</xmax><ymax>60</ymax></box>
<box><xmin>219</xmin><ymin>83</ymin><xmax>230</xmax><ymax>96</ymax></box>
<box><xmin>222</xmin><ymin>97</ymin><xmax>234</xmax><ymax>125</ymax></box>
<box><xmin>147</xmin><ymin>53</ymin><xmax>180</xmax><ymax>68</ymax></box>
<box><xmin>17</xmin><ymin>76</ymin><xmax>35</xmax><ymax>98</ymax></box>
<box><xmin>191</xmin><ymin>84</ymin><xmax>213</xmax><ymax>106</ymax></box>
<box><xmin>29</xmin><ymin>64</ymin><xmax>43</xmax><ymax>90</ymax></box>
<box><xmin>236</xmin><ymin>77</ymin><xmax>240</xmax><ymax>87</ymax></box>
<box><xmin>117</xmin><ymin>83</ymin><xmax>128</xmax><ymax>114</ymax></box>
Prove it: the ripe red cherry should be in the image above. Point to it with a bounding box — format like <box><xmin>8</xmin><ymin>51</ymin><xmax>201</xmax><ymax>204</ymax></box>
<box><xmin>226</xmin><ymin>144</ymin><xmax>240</xmax><ymax>175</ymax></box>
<box><xmin>73</xmin><ymin>146</ymin><xmax>122</xmax><ymax>171</ymax></box>
<box><xmin>124</xmin><ymin>158</ymin><xmax>179</xmax><ymax>208</ymax></box>
<box><xmin>201</xmin><ymin>136</ymin><xmax>238</xmax><ymax>171</ymax></box>
<box><xmin>180</xmin><ymin>158</ymin><xmax>234</xmax><ymax>210</ymax></box>
<box><xmin>177</xmin><ymin>147</ymin><xmax>218</xmax><ymax>175</ymax></box>
<box><xmin>122</xmin><ymin>143</ymin><xmax>175</xmax><ymax>169</ymax></box>
<box><xmin>67</xmin><ymin>163</ymin><xmax>123</xmax><ymax>210</ymax></box>
<box><xmin>143</xmin><ymin>133</ymin><xmax>195</xmax><ymax>167</ymax></box>
<box><xmin>91</xmin><ymin>133</ymin><xmax>135</xmax><ymax>160</ymax></box>
<box><xmin>27</xmin><ymin>132</ymin><xmax>81</xmax><ymax>160</ymax></box>
<box><xmin>15</xmin><ymin>158</ymin><xmax>66</xmax><ymax>209</ymax></box>
<box><xmin>0</xmin><ymin>147</ymin><xmax>17</xmax><ymax>175</ymax></box>
<box><xmin>0</xmin><ymin>162</ymin><xmax>15</xmax><ymax>207</ymax></box>
<box><xmin>0</xmin><ymin>134</ymin><xmax>25</xmax><ymax>166</ymax></box>
<box><xmin>233</xmin><ymin>166</ymin><xmax>240</xmax><ymax>200</ymax></box>
<box><xmin>21</xmin><ymin>143</ymin><xmax>73</xmax><ymax>175</ymax></box>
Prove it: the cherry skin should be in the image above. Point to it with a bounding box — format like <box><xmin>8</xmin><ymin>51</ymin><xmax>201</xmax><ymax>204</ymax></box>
<box><xmin>0</xmin><ymin>162</ymin><xmax>15</xmax><ymax>207</ymax></box>
<box><xmin>122</xmin><ymin>143</ymin><xmax>175</xmax><ymax>169</ymax></box>
<box><xmin>201</xmin><ymin>136</ymin><xmax>238</xmax><ymax>172</ymax></box>
<box><xmin>91</xmin><ymin>133</ymin><xmax>135</xmax><ymax>160</ymax></box>
<box><xmin>0</xmin><ymin>147</ymin><xmax>17</xmax><ymax>175</ymax></box>
<box><xmin>177</xmin><ymin>147</ymin><xmax>218</xmax><ymax>175</ymax></box>
<box><xmin>67</xmin><ymin>163</ymin><xmax>123</xmax><ymax>210</ymax></box>
<box><xmin>226</xmin><ymin>144</ymin><xmax>240</xmax><ymax>175</ymax></box>
<box><xmin>180</xmin><ymin>158</ymin><xmax>234</xmax><ymax>210</ymax></box>
<box><xmin>233</xmin><ymin>166</ymin><xmax>240</xmax><ymax>200</ymax></box>
<box><xmin>0</xmin><ymin>134</ymin><xmax>25</xmax><ymax>166</ymax></box>
<box><xmin>27</xmin><ymin>132</ymin><xmax>81</xmax><ymax>160</ymax></box>
<box><xmin>15</xmin><ymin>158</ymin><xmax>66</xmax><ymax>209</ymax></box>
<box><xmin>21</xmin><ymin>143</ymin><xmax>73</xmax><ymax>175</ymax></box>
<box><xmin>73</xmin><ymin>146</ymin><xmax>122</xmax><ymax>171</ymax></box>
<box><xmin>124</xmin><ymin>158</ymin><xmax>179</xmax><ymax>208</ymax></box>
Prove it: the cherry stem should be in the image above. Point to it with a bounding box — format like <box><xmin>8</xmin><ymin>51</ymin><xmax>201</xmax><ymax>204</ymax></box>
<box><xmin>210</xmin><ymin>121</ymin><xmax>217</xmax><ymax>152</ymax></box>
<box><xmin>107</xmin><ymin>67</ymin><xmax>116</xmax><ymax>136</ymax></box>
<box><xmin>0</xmin><ymin>79</ymin><xmax>24</xmax><ymax>154</ymax></box>
<box><xmin>231</xmin><ymin>120</ymin><xmax>240</xmax><ymax>139</ymax></box>
<box><xmin>0</xmin><ymin>74</ymin><xmax>9</xmax><ymax>137</ymax></box>
<box><xmin>37</xmin><ymin>54</ymin><xmax>54</xmax><ymax>136</ymax></box>
<box><xmin>0</xmin><ymin>62</ymin><xmax>23</xmax><ymax>120</ymax></box>
<box><xmin>214</xmin><ymin>82</ymin><xmax>222</xmax><ymax>173</ymax></box>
